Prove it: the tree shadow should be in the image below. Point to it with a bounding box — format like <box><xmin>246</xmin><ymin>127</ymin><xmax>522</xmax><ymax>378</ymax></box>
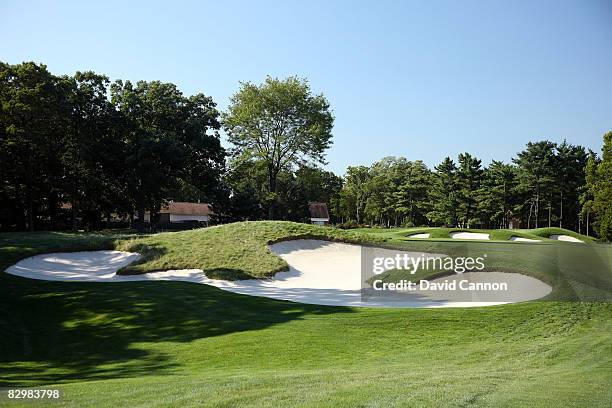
<box><xmin>0</xmin><ymin>272</ymin><xmax>353</xmax><ymax>386</ymax></box>
<box><xmin>115</xmin><ymin>242</ymin><xmax>167</xmax><ymax>275</ymax></box>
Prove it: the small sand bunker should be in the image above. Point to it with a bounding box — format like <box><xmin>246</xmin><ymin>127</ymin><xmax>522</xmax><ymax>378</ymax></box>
<box><xmin>550</xmin><ymin>234</ymin><xmax>584</xmax><ymax>243</ymax></box>
<box><xmin>450</xmin><ymin>232</ymin><xmax>490</xmax><ymax>240</ymax></box>
<box><xmin>509</xmin><ymin>236</ymin><xmax>540</xmax><ymax>242</ymax></box>
<box><xmin>5</xmin><ymin>240</ymin><xmax>552</xmax><ymax>308</ymax></box>
<box><xmin>407</xmin><ymin>233</ymin><xmax>430</xmax><ymax>239</ymax></box>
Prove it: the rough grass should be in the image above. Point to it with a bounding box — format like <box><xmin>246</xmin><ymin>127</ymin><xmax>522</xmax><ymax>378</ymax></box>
<box><xmin>0</xmin><ymin>227</ymin><xmax>611</xmax><ymax>407</ymax></box>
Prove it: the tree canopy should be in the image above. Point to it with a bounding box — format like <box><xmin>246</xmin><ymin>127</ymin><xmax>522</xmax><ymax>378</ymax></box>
<box><xmin>223</xmin><ymin>76</ymin><xmax>334</xmax><ymax>219</ymax></box>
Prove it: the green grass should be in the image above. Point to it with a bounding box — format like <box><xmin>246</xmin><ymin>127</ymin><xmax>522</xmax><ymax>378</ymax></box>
<box><xmin>529</xmin><ymin>227</ymin><xmax>596</xmax><ymax>241</ymax></box>
<box><xmin>115</xmin><ymin>221</ymin><xmax>384</xmax><ymax>279</ymax></box>
<box><xmin>352</xmin><ymin>227</ymin><xmax>609</xmax><ymax>299</ymax></box>
<box><xmin>1</xmin><ymin>223</ymin><xmax>612</xmax><ymax>407</ymax></box>
<box><xmin>112</xmin><ymin>222</ymin><xmax>611</xmax><ymax>300</ymax></box>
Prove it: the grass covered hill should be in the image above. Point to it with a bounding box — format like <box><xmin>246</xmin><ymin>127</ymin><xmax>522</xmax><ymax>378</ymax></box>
<box><xmin>116</xmin><ymin>221</ymin><xmax>385</xmax><ymax>278</ymax></box>
<box><xmin>1</xmin><ymin>223</ymin><xmax>611</xmax><ymax>407</ymax></box>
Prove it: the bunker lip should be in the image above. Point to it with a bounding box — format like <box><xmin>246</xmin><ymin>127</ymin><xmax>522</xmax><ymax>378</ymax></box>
<box><xmin>550</xmin><ymin>234</ymin><xmax>584</xmax><ymax>243</ymax></box>
<box><xmin>510</xmin><ymin>236</ymin><xmax>540</xmax><ymax>242</ymax></box>
<box><xmin>5</xmin><ymin>240</ymin><xmax>552</xmax><ymax>308</ymax></box>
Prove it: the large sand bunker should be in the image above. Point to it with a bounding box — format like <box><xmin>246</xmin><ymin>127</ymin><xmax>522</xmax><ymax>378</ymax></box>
<box><xmin>5</xmin><ymin>240</ymin><xmax>551</xmax><ymax>308</ymax></box>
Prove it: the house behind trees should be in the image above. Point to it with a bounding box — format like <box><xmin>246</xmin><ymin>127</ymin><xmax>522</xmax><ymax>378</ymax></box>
<box><xmin>309</xmin><ymin>202</ymin><xmax>330</xmax><ymax>225</ymax></box>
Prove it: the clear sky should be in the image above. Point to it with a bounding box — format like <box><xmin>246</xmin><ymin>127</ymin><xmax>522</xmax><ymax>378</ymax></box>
<box><xmin>1</xmin><ymin>0</ymin><xmax>611</xmax><ymax>174</ymax></box>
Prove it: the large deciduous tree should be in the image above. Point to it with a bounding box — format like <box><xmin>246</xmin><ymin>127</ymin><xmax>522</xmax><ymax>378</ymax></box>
<box><xmin>223</xmin><ymin>77</ymin><xmax>334</xmax><ymax>220</ymax></box>
<box><xmin>0</xmin><ymin>62</ymin><xmax>66</xmax><ymax>230</ymax></box>
<box><xmin>61</xmin><ymin>71</ymin><xmax>127</xmax><ymax>230</ymax></box>
<box><xmin>111</xmin><ymin>80</ymin><xmax>225</xmax><ymax>225</ymax></box>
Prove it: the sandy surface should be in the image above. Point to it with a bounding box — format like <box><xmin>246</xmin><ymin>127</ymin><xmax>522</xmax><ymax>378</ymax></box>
<box><xmin>550</xmin><ymin>234</ymin><xmax>584</xmax><ymax>243</ymax></box>
<box><xmin>407</xmin><ymin>233</ymin><xmax>430</xmax><ymax>239</ymax></box>
<box><xmin>509</xmin><ymin>236</ymin><xmax>540</xmax><ymax>242</ymax></box>
<box><xmin>5</xmin><ymin>241</ymin><xmax>552</xmax><ymax>308</ymax></box>
<box><xmin>450</xmin><ymin>232</ymin><xmax>490</xmax><ymax>240</ymax></box>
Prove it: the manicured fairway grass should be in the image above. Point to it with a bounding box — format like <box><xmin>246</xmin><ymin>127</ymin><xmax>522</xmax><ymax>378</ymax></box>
<box><xmin>1</xmin><ymin>223</ymin><xmax>612</xmax><ymax>407</ymax></box>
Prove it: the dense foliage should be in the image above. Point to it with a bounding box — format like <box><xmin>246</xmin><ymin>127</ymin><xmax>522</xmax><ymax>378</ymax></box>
<box><xmin>0</xmin><ymin>62</ymin><xmax>225</xmax><ymax>231</ymax></box>
<box><xmin>332</xmin><ymin>136</ymin><xmax>609</xmax><ymax>239</ymax></box>
<box><xmin>1</xmin><ymin>61</ymin><xmax>609</xmax><ymax>239</ymax></box>
<box><xmin>223</xmin><ymin>77</ymin><xmax>334</xmax><ymax>220</ymax></box>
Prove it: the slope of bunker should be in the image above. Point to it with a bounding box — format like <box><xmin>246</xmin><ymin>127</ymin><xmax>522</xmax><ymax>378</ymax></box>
<box><xmin>550</xmin><ymin>234</ymin><xmax>584</xmax><ymax>243</ymax></box>
<box><xmin>5</xmin><ymin>241</ymin><xmax>552</xmax><ymax>308</ymax></box>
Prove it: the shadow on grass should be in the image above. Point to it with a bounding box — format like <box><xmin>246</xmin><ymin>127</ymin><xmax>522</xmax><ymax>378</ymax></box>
<box><xmin>0</xmin><ymin>272</ymin><xmax>353</xmax><ymax>386</ymax></box>
<box><xmin>115</xmin><ymin>242</ymin><xmax>167</xmax><ymax>275</ymax></box>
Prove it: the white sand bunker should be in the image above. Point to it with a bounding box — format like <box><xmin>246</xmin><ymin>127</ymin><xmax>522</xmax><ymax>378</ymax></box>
<box><xmin>450</xmin><ymin>232</ymin><xmax>490</xmax><ymax>240</ymax></box>
<box><xmin>5</xmin><ymin>241</ymin><xmax>552</xmax><ymax>308</ymax></box>
<box><xmin>509</xmin><ymin>236</ymin><xmax>540</xmax><ymax>242</ymax></box>
<box><xmin>407</xmin><ymin>233</ymin><xmax>430</xmax><ymax>239</ymax></box>
<box><xmin>550</xmin><ymin>234</ymin><xmax>584</xmax><ymax>243</ymax></box>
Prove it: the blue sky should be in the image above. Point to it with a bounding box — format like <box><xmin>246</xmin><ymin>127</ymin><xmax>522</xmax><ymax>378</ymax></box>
<box><xmin>1</xmin><ymin>0</ymin><xmax>611</xmax><ymax>174</ymax></box>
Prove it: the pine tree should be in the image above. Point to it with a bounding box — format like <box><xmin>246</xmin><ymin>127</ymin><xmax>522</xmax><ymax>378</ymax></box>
<box><xmin>427</xmin><ymin>157</ymin><xmax>459</xmax><ymax>226</ymax></box>
<box><xmin>456</xmin><ymin>153</ymin><xmax>484</xmax><ymax>228</ymax></box>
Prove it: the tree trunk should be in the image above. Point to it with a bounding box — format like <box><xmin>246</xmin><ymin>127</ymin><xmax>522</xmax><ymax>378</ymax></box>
<box><xmin>28</xmin><ymin>199</ymin><xmax>34</xmax><ymax>232</ymax></box>
<box><xmin>548</xmin><ymin>205</ymin><xmax>551</xmax><ymax>227</ymax></box>
<box><xmin>586</xmin><ymin>209</ymin><xmax>590</xmax><ymax>236</ymax></box>
<box><xmin>267</xmin><ymin>205</ymin><xmax>274</xmax><ymax>220</ymax></box>
<box><xmin>559</xmin><ymin>191</ymin><xmax>563</xmax><ymax>228</ymax></box>
<box><xmin>535</xmin><ymin>194</ymin><xmax>539</xmax><ymax>228</ymax></box>
<box><xmin>268</xmin><ymin>168</ymin><xmax>277</xmax><ymax>220</ymax></box>
<box><xmin>71</xmin><ymin>189</ymin><xmax>78</xmax><ymax>231</ymax></box>
<box><xmin>137</xmin><ymin>193</ymin><xmax>145</xmax><ymax>225</ymax></box>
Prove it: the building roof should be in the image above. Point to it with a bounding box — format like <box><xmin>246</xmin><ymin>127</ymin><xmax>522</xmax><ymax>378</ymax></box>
<box><xmin>160</xmin><ymin>201</ymin><xmax>213</xmax><ymax>216</ymax></box>
<box><xmin>308</xmin><ymin>202</ymin><xmax>330</xmax><ymax>220</ymax></box>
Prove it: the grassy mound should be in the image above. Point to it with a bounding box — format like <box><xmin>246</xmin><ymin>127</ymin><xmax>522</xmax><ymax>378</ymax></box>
<box><xmin>529</xmin><ymin>227</ymin><xmax>595</xmax><ymax>242</ymax></box>
<box><xmin>115</xmin><ymin>221</ymin><xmax>384</xmax><ymax>279</ymax></box>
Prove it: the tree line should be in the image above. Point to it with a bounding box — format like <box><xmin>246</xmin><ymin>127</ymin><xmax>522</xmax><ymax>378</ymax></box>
<box><xmin>340</xmin><ymin>144</ymin><xmax>578</xmax><ymax>228</ymax></box>
<box><xmin>1</xmin><ymin>61</ymin><xmax>225</xmax><ymax>231</ymax></box>
<box><xmin>1</xmin><ymin>61</ymin><xmax>610</xmax><ymax>240</ymax></box>
<box><xmin>337</xmin><ymin>135</ymin><xmax>611</xmax><ymax>239</ymax></box>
